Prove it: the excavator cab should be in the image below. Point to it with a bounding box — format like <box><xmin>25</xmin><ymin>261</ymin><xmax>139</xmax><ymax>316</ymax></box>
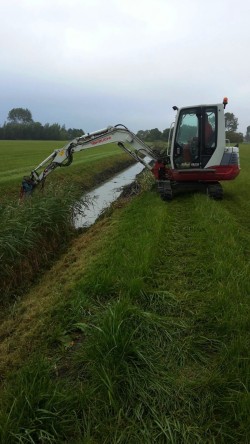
<box><xmin>164</xmin><ymin>101</ymin><xmax>240</xmax><ymax>199</ymax></box>
<box><xmin>172</xmin><ymin>106</ymin><xmax>218</xmax><ymax>169</ymax></box>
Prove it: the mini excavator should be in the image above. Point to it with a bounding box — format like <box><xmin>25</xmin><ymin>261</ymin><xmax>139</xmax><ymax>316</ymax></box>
<box><xmin>21</xmin><ymin>98</ymin><xmax>240</xmax><ymax>200</ymax></box>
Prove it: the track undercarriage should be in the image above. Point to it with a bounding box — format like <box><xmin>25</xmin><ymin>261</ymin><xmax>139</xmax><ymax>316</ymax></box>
<box><xmin>157</xmin><ymin>180</ymin><xmax>223</xmax><ymax>201</ymax></box>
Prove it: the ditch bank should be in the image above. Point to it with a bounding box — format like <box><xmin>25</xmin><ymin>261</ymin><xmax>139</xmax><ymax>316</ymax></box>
<box><xmin>0</xmin><ymin>156</ymin><xmax>147</xmax><ymax>306</ymax></box>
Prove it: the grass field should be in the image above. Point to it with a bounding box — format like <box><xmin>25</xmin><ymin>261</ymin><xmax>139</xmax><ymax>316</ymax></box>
<box><xmin>0</xmin><ymin>140</ymin><xmax>132</xmax><ymax>197</ymax></box>
<box><xmin>0</xmin><ymin>142</ymin><xmax>249</xmax><ymax>443</ymax></box>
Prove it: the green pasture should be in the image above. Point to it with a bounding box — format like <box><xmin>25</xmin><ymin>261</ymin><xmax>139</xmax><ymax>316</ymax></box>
<box><xmin>0</xmin><ymin>140</ymin><xmax>129</xmax><ymax>195</ymax></box>
<box><xmin>0</xmin><ymin>140</ymin><xmax>65</xmax><ymax>184</ymax></box>
<box><xmin>0</xmin><ymin>143</ymin><xmax>249</xmax><ymax>443</ymax></box>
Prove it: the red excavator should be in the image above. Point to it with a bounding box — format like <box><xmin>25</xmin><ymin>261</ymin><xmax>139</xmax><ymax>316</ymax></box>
<box><xmin>21</xmin><ymin>98</ymin><xmax>240</xmax><ymax>200</ymax></box>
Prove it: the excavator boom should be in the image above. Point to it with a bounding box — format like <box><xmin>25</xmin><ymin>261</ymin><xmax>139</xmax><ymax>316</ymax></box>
<box><xmin>28</xmin><ymin>125</ymin><xmax>157</xmax><ymax>189</ymax></box>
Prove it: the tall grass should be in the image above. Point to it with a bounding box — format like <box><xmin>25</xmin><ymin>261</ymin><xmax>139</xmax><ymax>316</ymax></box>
<box><xmin>0</xmin><ymin>184</ymin><xmax>79</xmax><ymax>302</ymax></box>
<box><xmin>0</xmin><ymin>356</ymin><xmax>83</xmax><ymax>444</ymax></box>
<box><xmin>72</xmin><ymin>297</ymin><xmax>206</xmax><ymax>443</ymax></box>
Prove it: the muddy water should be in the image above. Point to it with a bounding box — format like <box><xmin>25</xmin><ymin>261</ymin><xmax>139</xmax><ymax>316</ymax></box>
<box><xmin>74</xmin><ymin>159</ymin><xmax>150</xmax><ymax>228</ymax></box>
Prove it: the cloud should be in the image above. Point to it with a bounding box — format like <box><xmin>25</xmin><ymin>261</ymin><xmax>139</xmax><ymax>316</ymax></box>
<box><xmin>1</xmin><ymin>0</ymin><xmax>249</xmax><ymax>133</ymax></box>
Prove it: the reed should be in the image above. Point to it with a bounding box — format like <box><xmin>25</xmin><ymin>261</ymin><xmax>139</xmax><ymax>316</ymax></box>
<box><xmin>0</xmin><ymin>184</ymin><xmax>78</xmax><ymax>302</ymax></box>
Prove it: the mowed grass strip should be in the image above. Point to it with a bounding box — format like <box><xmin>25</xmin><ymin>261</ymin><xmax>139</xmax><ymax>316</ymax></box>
<box><xmin>66</xmin><ymin>191</ymin><xmax>249</xmax><ymax>442</ymax></box>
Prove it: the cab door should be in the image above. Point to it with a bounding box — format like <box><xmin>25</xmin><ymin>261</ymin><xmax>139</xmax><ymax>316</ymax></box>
<box><xmin>172</xmin><ymin>106</ymin><xmax>217</xmax><ymax>169</ymax></box>
<box><xmin>173</xmin><ymin>107</ymin><xmax>201</xmax><ymax>169</ymax></box>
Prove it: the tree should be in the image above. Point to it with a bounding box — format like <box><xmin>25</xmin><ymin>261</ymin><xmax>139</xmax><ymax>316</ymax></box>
<box><xmin>43</xmin><ymin>123</ymin><xmax>62</xmax><ymax>140</ymax></box>
<box><xmin>28</xmin><ymin>122</ymin><xmax>44</xmax><ymax>140</ymax></box>
<box><xmin>162</xmin><ymin>128</ymin><xmax>170</xmax><ymax>141</ymax></box>
<box><xmin>67</xmin><ymin>128</ymin><xmax>85</xmax><ymax>139</ymax></box>
<box><xmin>136</xmin><ymin>130</ymin><xmax>150</xmax><ymax>140</ymax></box>
<box><xmin>226</xmin><ymin>131</ymin><xmax>243</xmax><ymax>144</ymax></box>
<box><xmin>147</xmin><ymin>128</ymin><xmax>162</xmax><ymax>142</ymax></box>
<box><xmin>245</xmin><ymin>126</ymin><xmax>250</xmax><ymax>142</ymax></box>
<box><xmin>225</xmin><ymin>112</ymin><xmax>238</xmax><ymax>132</ymax></box>
<box><xmin>7</xmin><ymin>108</ymin><xmax>33</xmax><ymax>124</ymax></box>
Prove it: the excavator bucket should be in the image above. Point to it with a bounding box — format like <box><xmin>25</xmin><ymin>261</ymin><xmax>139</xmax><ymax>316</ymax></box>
<box><xmin>20</xmin><ymin>176</ymin><xmax>36</xmax><ymax>199</ymax></box>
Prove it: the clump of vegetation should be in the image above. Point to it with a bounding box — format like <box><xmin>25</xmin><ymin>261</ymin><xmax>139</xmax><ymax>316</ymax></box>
<box><xmin>71</xmin><ymin>296</ymin><xmax>206</xmax><ymax>443</ymax></box>
<box><xmin>0</xmin><ymin>185</ymin><xmax>80</xmax><ymax>302</ymax></box>
<box><xmin>0</xmin><ymin>356</ymin><xmax>83</xmax><ymax>444</ymax></box>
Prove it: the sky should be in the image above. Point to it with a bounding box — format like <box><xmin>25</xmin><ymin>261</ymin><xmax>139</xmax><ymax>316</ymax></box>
<box><xmin>1</xmin><ymin>0</ymin><xmax>250</xmax><ymax>134</ymax></box>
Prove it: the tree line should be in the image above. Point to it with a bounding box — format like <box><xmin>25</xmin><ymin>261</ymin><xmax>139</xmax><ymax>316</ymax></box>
<box><xmin>136</xmin><ymin>128</ymin><xmax>170</xmax><ymax>141</ymax></box>
<box><xmin>0</xmin><ymin>108</ymin><xmax>84</xmax><ymax>140</ymax></box>
<box><xmin>0</xmin><ymin>107</ymin><xmax>247</xmax><ymax>143</ymax></box>
<box><xmin>136</xmin><ymin>113</ymin><xmax>245</xmax><ymax>144</ymax></box>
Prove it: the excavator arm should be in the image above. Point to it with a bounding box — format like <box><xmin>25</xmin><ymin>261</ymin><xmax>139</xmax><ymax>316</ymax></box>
<box><xmin>22</xmin><ymin>124</ymin><xmax>158</xmax><ymax>195</ymax></box>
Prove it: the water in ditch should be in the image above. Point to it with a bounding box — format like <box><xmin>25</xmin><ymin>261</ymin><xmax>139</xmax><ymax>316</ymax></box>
<box><xmin>74</xmin><ymin>160</ymin><xmax>150</xmax><ymax>228</ymax></box>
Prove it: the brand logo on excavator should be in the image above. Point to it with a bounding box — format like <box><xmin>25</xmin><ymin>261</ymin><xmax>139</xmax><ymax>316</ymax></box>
<box><xmin>90</xmin><ymin>136</ymin><xmax>112</xmax><ymax>145</ymax></box>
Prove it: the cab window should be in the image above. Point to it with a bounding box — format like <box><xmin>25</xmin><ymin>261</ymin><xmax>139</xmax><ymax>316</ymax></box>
<box><xmin>174</xmin><ymin>109</ymin><xmax>200</xmax><ymax>168</ymax></box>
<box><xmin>176</xmin><ymin>111</ymin><xmax>198</xmax><ymax>145</ymax></box>
<box><xmin>204</xmin><ymin>109</ymin><xmax>216</xmax><ymax>149</ymax></box>
<box><xmin>173</xmin><ymin>107</ymin><xmax>217</xmax><ymax>169</ymax></box>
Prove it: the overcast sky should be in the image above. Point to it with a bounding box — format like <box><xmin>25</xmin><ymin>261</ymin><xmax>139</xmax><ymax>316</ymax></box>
<box><xmin>1</xmin><ymin>0</ymin><xmax>249</xmax><ymax>134</ymax></box>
